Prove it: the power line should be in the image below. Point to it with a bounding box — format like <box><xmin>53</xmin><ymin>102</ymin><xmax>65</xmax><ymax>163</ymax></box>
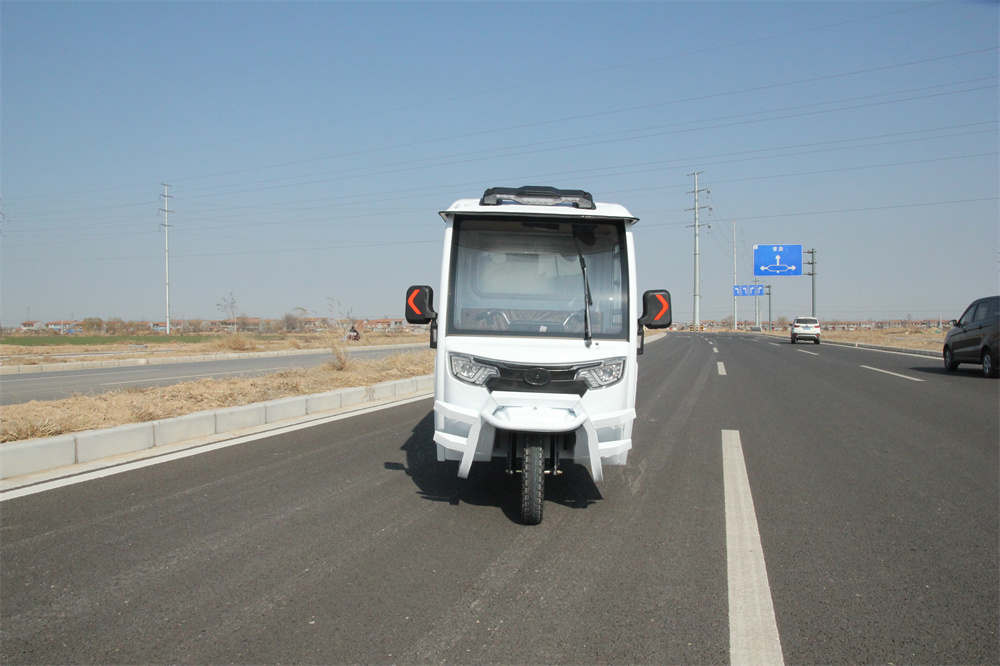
<box><xmin>638</xmin><ymin>196</ymin><xmax>996</xmax><ymax>229</ymax></box>
<box><xmin>7</xmin><ymin>51</ymin><xmax>995</xmax><ymax>205</ymax></box>
<box><xmin>11</xmin><ymin>118</ymin><xmax>992</xmax><ymax>238</ymax></box>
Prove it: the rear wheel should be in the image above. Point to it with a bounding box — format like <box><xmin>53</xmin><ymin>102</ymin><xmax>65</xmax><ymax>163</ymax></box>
<box><xmin>983</xmin><ymin>348</ymin><xmax>998</xmax><ymax>378</ymax></box>
<box><xmin>814</xmin><ymin>338</ymin><xmax>820</xmax><ymax>345</ymax></box>
<box><xmin>944</xmin><ymin>346</ymin><xmax>958</xmax><ymax>371</ymax></box>
<box><xmin>521</xmin><ymin>438</ymin><xmax>545</xmax><ymax>525</ymax></box>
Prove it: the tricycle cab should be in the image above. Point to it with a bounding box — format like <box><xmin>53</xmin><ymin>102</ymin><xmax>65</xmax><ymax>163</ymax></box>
<box><xmin>406</xmin><ymin>187</ymin><xmax>670</xmax><ymax>523</ymax></box>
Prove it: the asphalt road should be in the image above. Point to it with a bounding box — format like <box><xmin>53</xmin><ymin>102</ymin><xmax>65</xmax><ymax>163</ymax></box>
<box><xmin>2</xmin><ymin>333</ymin><xmax>996</xmax><ymax>664</ymax></box>
<box><xmin>0</xmin><ymin>346</ymin><xmax>420</xmax><ymax>405</ymax></box>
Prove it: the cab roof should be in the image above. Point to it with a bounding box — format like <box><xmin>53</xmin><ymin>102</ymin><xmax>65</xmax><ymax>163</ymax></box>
<box><xmin>440</xmin><ymin>186</ymin><xmax>637</xmax><ymax>223</ymax></box>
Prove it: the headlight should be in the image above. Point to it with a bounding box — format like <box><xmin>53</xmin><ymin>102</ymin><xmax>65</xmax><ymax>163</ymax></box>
<box><xmin>575</xmin><ymin>357</ymin><xmax>626</xmax><ymax>388</ymax></box>
<box><xmin>449</xmin><ymin>353</ymin><xmax>499</xmax><ymax>386</ymax></box>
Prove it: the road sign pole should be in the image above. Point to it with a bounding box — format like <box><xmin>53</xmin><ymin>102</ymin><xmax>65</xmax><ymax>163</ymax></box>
<box><xmin>733</xmin><ymin>220</ymin><xmax>738</xmax><ymax>331</ymax></box>
<box><xmin>753</xmin><ymin>277</ymin><xmax>760</xmax><ymax>328</ymax></box>
<box><xmin>766</xmin><ymin>285</ymin><xmax>772</xmax><ymax>332</ymax></box>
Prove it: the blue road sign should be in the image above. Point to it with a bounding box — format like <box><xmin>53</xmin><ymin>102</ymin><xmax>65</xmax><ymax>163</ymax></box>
<box><xmin>734</xmin><ymin>285</ymin><xmax>764</xmax><ymax>296</ymax></box>
<box><xmin>753</xmin><ymin>244</ymin><xmax>802</xmax><ymax>276</ymax></box>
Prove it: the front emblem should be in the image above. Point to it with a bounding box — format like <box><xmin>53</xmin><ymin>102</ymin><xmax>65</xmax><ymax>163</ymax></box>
<box><xmin>524</xmin><ymin>368</ymin><xmax>552</xmax><ymax>386</ymax></box>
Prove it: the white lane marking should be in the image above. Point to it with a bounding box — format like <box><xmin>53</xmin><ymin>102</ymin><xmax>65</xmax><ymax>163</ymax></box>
<box><xmin>797</xmin><ymin>349</ymin><xmax>819</xmax><ymax>356</ymax></box>
<box><xmin>718</xmin><ymin>362</ymin><xmax>727</xmax><ymax>375</ymax></box>
<box><xmin>6</xmin><ymin>367</ymin><xmax>281</xmax><ymax>388</ymax></box>
<box><xmin>98</xmin><ymin>369</ymin><xmax>269</xmax><ymax>386</ymax></box>
<box><xmin>0</xmin><ymin>394</ymin><xmax>430</xmax><ymax>500</ymax></box>
<box><xmin>860</xmin><ymin>365</ymin><xmax>924</xmax><ymax>382</ymax></box>
<box><xmin>2</xmin><ymin>367</ymin><xmax>152</xmax><ymax>382</ymax></box>
<box><xmin>722</xmin><ymin>430</ymin><xmax>785</xmax><ymax>666</ymax></box>
<box><xmin>837</xmin><ymin>345</ymin><xmax>938</xmax><ymax>359</ymax></box>
<box><xmin>713</xmin><ymin>347</ymin><xmax>719</xmax><ymax>353</ymax></box>
<box><xmin>768</xmin><ymin>343</ymin><xmax>781</xmax><ymax>347</ymax></box>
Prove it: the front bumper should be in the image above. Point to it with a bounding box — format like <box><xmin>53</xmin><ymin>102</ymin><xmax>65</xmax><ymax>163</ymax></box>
<box><xmin>432</xmin><ymin>391</ymin><xmax>634</xmax><ymax>483</ymax></box>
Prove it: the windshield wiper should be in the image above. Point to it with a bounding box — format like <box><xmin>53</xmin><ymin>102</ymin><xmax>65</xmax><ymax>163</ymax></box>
<box><xmin>574</xmin><ymin>237</ymin><xmax>594</xmax><ymax>347</ymax></box>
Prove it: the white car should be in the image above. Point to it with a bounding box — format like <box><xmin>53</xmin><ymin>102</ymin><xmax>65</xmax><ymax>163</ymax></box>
<box><xmin>791</xmin><ymin>316</ymin><xmax>821</xmax><ymax>344</ymax></box>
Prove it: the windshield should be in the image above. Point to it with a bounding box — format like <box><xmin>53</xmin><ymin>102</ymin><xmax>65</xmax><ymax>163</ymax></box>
<box><xmin>447</xmin><ymin>217</ymin><xmax>628</xmax><ymax>339</ymax></box>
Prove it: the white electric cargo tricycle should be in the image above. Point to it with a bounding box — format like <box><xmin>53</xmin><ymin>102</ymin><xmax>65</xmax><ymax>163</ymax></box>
<box><xmin>406</xmin><ymin>186</ymin><xmax>671</xmax><ymax>524</ymax></box>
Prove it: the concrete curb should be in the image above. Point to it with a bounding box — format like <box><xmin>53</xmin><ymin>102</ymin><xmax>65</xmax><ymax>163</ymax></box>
<box><xmin>0</xmin><ymin>342</ymin><xmax>429</xmax><ymax>374</ymax></box>
<box><xmin>1</xmin><ymin>374</ymin><xmax>435</xmax><ymax>481</ymax></box>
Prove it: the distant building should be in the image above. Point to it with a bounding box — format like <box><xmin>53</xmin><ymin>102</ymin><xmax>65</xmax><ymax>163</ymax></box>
<box><xmin>45</xmin><ymin>320</ymin><xmax>81</xmax><ymax>334</ymax></box>
<box><xmin>359</xmin><ymin>318</ymin><xmax>404</xmax><ymax>332</ymax></box>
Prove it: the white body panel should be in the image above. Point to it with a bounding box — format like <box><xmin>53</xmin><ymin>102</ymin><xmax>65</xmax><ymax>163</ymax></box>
<box><xmin>431</xmin><ymin>197</ymin><xmax>641</xmax><ymax>482</ymax></box>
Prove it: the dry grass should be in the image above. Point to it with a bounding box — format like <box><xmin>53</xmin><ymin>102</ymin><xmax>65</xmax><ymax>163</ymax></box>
<box><xmin>0</xmin><ymin>350</ymin><xmax>435</xmax><ymax>443</ymax></box>
<box><xmin>208</xmin><ymin>333</ymin><xmax>258</xmax><ymax>353</ymax></box>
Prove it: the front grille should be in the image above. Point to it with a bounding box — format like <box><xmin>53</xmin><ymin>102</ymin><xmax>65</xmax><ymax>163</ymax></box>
<box><xmin>483</xmin><ymin>360</ymin><xmax>594</xmax><ymax>396</ymax></box>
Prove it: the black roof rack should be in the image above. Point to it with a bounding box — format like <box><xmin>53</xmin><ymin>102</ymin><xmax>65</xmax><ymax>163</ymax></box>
<box><xmin>480</xmin><ymin>186</ymin><xmax>595</xmax><ymax>210</ymax></box>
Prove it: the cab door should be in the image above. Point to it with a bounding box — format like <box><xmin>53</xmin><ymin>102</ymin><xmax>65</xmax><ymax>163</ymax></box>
<box><xmin>953</xmin><ymin>299</ymin><xmax>988</xmax><ymax>362</ymax></box>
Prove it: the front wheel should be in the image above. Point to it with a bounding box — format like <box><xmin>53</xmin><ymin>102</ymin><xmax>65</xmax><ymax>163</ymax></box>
<box><xmin>521</xmin><ymin>439</ymin><xmax>545</xmax><ymax>525</ymax></box>
<box><xmin>944</xmin><ymin>347</ymin><xmax>958</xmax><ymax>371</ymax></box>
<box><xmin>983</xmin><ymin>348</ymin><xmax>998</xmax><ymax>378</ymax></box>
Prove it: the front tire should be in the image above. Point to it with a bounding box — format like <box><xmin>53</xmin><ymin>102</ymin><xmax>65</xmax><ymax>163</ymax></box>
<box><xmin>521</xmin><ymin>439</ymin><xmax>545</xmax><ymax>525</ymax></box>
<box><xmin>944</xmin><ymin>346</ymin><xmax>958</xmax><ymax>372</ymax></box>
<box><xmin>983</xmin><ymin>348</ymin><xmax>998</xmax><ymax>378</ymax></box>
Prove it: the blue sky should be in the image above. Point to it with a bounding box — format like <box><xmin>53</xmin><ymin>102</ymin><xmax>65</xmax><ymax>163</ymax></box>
<box><xmin>2</xmin><ymin>1</ymin><xmax>997</xmax><ymax>328</ymax></box>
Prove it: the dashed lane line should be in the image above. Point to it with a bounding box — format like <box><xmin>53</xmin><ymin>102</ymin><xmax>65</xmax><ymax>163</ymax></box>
<box><xmin>718</xmin><ymin>362</ymin><xmax>727</xmax><ymax>376</ymax></box>
<box><xmin>723</xmin><ymin>429</ymin><xmax>785</xmax><ymax>666</ymax></box>
<box><xmin>860</xmin><ymin>365</ymin><xmax>924</xmax><ymax>382</ymax></box>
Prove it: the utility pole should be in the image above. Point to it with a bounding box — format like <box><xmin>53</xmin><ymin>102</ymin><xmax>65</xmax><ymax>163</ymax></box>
<box><xmin>805</xmin><ymin>248</ymin><xmax>817</xmax><ymax>317</ymax></box>
<box><xmin>159</xmin><ymin>184</ymin><xmax>173</xmax><ymax>335</ymax></box>
<box><xmin>687</xmin><ymin>172</ymin><xmax>709</xmax><ymax>331</ymax></box>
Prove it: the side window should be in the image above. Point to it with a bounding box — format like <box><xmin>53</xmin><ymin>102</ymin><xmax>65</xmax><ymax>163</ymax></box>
<box><xmin>973</xmin><ymin>301</ymin><xmax>991</xmax><ymax>323</ymax></box>
<box><xmin>959</xmin><ymin>304</ymin><xmax>977</xmax><ymax>326</ymax></box>
<box><xmin>987</xmin><ymin>298</ymin><xmax>1000</xmax><ymax>319</ymax></box>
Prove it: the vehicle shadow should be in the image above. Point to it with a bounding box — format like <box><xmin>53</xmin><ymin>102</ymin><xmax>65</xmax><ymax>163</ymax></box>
<box><xmin>387</xmin><ymin>410</ymin><xmax>603</xmax><ymax>523</ymax></box>
<box><xmin>912</xmin><ymin>364</ymin><xmax>995</xmax><ymax>379</ymax></box>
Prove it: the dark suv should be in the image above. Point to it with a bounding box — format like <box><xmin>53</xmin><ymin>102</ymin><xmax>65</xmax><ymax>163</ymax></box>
<box><xmin>943</xmin><ymin>296</ymin><xmax>999</xmax><ymax>378</ymax></box>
